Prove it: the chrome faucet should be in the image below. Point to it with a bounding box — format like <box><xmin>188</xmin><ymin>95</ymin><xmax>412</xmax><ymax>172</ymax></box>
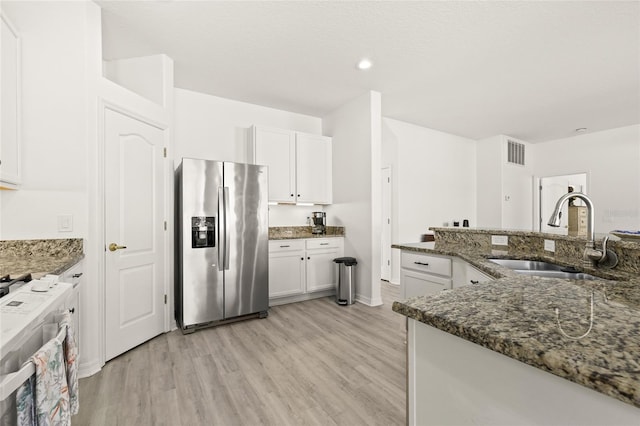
<box><xmin>547</xmin><ymin>192</ymin><xmax>617</xmax><ymax>268</ymax></box>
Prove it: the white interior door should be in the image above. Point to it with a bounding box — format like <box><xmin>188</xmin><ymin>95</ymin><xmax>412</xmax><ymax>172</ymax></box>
<box><xmin>381</xmin><ymin>167</ymin><xmax>391</xmax><ymax>281</ymax></box>
<box><xmin>104</xmin><ymin>108</ymin><xmax>165</xmax><ymax>361</ymax></box>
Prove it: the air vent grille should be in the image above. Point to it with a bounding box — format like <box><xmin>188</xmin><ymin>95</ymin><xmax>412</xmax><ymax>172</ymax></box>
<box><xmin>507</xmin><ymin>140</ymin><xmax>525</xmax><ymax>166</ymax></box>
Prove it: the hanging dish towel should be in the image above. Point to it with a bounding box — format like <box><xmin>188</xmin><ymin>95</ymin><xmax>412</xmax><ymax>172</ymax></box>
<box><xmin>16</xmin><ymin>327</ymin><xmax>70</xmax><ymax>426</ymax></box>
<box><xmin>59</xmin><ymin>311</ymin><xmax>79</xmax><ymax>415</ymax></box>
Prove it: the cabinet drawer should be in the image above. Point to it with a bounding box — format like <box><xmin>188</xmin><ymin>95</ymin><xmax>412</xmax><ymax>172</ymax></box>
<box><xmin>401</xmin><ymin>270</ymin><xmax>451</xmax><ymax>299</ymax></box>
<box><xmin>401</xmin><ymin>252</ymin><xmax>451</xmax><ymax>277</ymax></box>
<box><xmin>306</xmin><ymin>238</ymin><xmax>342</xmax><ymax>250</ymax></box>
<box><xmin>269</xmin><ymin>240</ymin><xmax>305</xmax><ymax>253</ymax></box>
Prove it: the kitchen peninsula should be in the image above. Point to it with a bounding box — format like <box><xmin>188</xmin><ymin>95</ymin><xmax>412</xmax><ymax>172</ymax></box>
<box><xmin>393</xmin><ymin>228</ymin><xmax>640</xmax><ymax>425</ymax></box>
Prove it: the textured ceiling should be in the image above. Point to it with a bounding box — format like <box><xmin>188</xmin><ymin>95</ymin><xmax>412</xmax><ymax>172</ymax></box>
<box><xmin>99</xmin><ymin>1</ymin><xmax>640</xmax><ymax>142</ymax></box>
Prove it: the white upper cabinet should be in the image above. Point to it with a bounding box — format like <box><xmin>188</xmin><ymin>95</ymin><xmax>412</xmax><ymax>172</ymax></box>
<box><xmin>251</xmin><ymin>126</ymin><xmax>296</xmax><ymax>203</ymax></box>
<box><xmin>0</xmin><ymin>12</ymin><xmax>21</xmax><ymax>188</ymax></box>
<box><xmin>296</xmin><ymin>132</ymin><xmax>332</xmax><ymax>204</ymax></box>
<box><xmin>249</xmin><ymin>125</ymin><xmax>332</xmax><ymax>204</ymax></box>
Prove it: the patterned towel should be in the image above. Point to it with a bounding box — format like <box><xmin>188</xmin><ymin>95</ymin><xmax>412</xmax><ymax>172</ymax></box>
<box><xmin>16</xmin><ymin>327</ymin><xmax>70</xmax><ymax>426</ymax></box>
<box><xmin>59</xmin><ymin>310</ymin><xmax>79</xmax><ymax>415</ymax></box>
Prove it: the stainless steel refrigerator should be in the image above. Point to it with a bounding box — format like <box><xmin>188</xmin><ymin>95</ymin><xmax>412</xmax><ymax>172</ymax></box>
<box><xmin>175</xmin><ymin>158</ymin><xmax>269</xmax><ymax>333</ymax></box>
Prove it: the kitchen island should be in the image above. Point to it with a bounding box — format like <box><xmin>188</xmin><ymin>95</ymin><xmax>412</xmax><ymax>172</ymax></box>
<box><xmin>393</xmin><ymin>230</ymin><xmax>640</xmax><ymax>425</ymax></box>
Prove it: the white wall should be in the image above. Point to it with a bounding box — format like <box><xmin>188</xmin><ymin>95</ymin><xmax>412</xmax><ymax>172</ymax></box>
<box><xmin>174</xmin><ymin>88</ymin><xmax>322</xmax><ymax>166</ymax></box>
<box><xmin>173</xmin><ymin>88</ymin><xmax>326</xmax><ymax>227</ymax></box>
<box><xmin>0</xmin><ymin>1</ymin><xmax>95</xmax><ymax>240</ymax></box>
<box><xmin>323</xmin><ymin>91</ymin><xmax>382</xmax><ymax>306</ymax></box>
<box><xmin>383</xmin><ymin>118</ymin><xmax>477</xmax><ymax>283</ymax></box>
<box><xmin>532</xmin><ymin>124</ymin><xmax>640</xmax><ymax>232</ymax></box>
<box><xmin>0</xmin><ymin>0</ymin><xmax>101</xmax><ymax>375</ymax></box>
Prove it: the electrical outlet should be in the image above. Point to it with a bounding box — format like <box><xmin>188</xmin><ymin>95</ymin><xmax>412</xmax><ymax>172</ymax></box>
<box><xmin>544</xmin><ymin>239</ymin><xmax>556</xmax><ymax>252</ymax></box>
<box><xmin>57</xmin><ymin>214</ymin><xmax>73</xmax><ymax>232</ymax></box>
<box><xmin>491</xmin><ymin>235</ymin><xmax>508</xmax><ymax>246</ymax></box>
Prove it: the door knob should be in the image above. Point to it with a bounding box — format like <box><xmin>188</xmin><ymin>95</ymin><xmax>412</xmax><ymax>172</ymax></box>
<box><xmin>108</xmin><ymin>243</ymin><xmax>127</xmax><ymax>252</ymax></box>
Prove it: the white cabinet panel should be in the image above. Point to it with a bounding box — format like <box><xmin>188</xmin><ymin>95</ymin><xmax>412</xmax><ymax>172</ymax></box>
<box><xmin>400</xmin><ymin>251</ymin><xmax>452</xmax><ymax>299</ymax></box>
<box><xmin>296</xmin><ymin>132</ymin><xmax>332</xmax><ymax>204</ymax></box>
<box><xmin>269</xmin><ymin>237</ymin><xmax>344</xmax><ymax>304</ymax></box>
<box><xmin>452</xmin><ymin>257</ymin><xmax>494</xmax><ymax>288</ymax></box>
<box><xmin>401</xmin><ymin>269</ymin><xmax>451</xmax><ymax>299</ymax></box>
<box><xmin>250</xmin><ymin>126</ymin><xmax>332</xmax><ymax>204</ymax></box>
<box><xmin>252</xmin><ymin>126</ymin><xmax>295</xmax><ymax>203</ymax></box>
<box><xmin>401</xmin><ymin>252</ymin><xmax>452</xmax><ymax>277</ymax></box>
<box><xmin>268</xmin><ymin>240</ymin><xmax>305</xmax><ymax>298</ymax></box>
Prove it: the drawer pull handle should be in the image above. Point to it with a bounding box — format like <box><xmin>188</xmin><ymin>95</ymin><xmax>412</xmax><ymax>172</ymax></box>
<box><xmin>69</xmin><ymin>308</ymin><xmax>75</xmax><ymax>314</ymax></box>
<box><xmin>280</xmin><ymin>245</ymin><xmax>290</xmax><ymax>248</ymax></box>
<box><xmin>72</xmin><ymin>273</ymin><xmax>83</xmax><ymax>278</ymax></box>
<box><xmin>320</xmin><ymin>243</ymin><xmax>329</xmax><ymax>245</ymax></box>
<box><xmin>301</xmin><ymin>257</ymin><xmax>304</xmax><ymax>261</ymax></box>
<box><xmin>470</xmin><ymin>280</ymin><xmax>479</xmax><ymax>285</ymax></box>
<box><xmin>414</xmin><ymin>261</ymin><xmax>429</xmax><ymax>266</ymax></box>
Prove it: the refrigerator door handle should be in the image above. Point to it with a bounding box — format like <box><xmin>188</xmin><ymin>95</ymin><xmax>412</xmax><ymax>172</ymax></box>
<box><xmin>217</xmin><ymin>186</ymin><xmax>225</xmax><ymax>271</ymax></box>
<box><xmin>223</xmin><ymin>186</ymin><xmax>230</xmax><ymax>271</ymax></box>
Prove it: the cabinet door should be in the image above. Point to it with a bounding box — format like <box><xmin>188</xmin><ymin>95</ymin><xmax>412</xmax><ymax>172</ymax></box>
<box><xmin>269</xmin><ymin>245</ymin><xmax>305</xmax><ymax>298</ymax></box>
<box><xmin>253</xmin><ymin>126</ymin><xmax>296</xmax><ymax>203</ymax></box>
<box><xmin>465</xmin><ymin>264</ymin><xmax>493</xmax><ymax>287</ymax></box>
<box><xmin>0</xmin><ymin>14</ymin><xmax>21</xmax><ymax>187</ymax></box>
<box><xmin>452</xmin><ymin>257</ymin><xmax>494</xmax><ymax>288</ymax></box>
<box><xmin>296</xmin><ymin>133</ymin><xmax>332</xmax><ymax>204</ymax></box>
<box><xmin>401</xmin><ymin>269</ymin><xmax>451</xmax><ymax>299</ymax></box>
<box><xmin>306</xmin><ymin>248</ymin><xmax>341</xmax><ymax>292</ymax></box>
<box><xmin>61</xmin><ymin>261</ymin><xmax>83</xmax><ymax>358</ymax></box>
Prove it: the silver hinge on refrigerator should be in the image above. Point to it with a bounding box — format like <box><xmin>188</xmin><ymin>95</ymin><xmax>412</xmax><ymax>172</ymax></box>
<box><xmin>163</xmin><ymin>147</ymin><xmax>167</xmax><ymax>158</ymax></box>
<box><xmin>164</xmin><ymin>294</ymin><xmax>167</xmax><ymax>304</ymax></box>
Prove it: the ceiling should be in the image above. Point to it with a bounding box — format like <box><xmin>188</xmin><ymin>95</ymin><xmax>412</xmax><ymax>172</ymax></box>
<box><xmin>98</xmin><ymin>1</ymin><xmax>640</xmax><ymax>143</ymax></box>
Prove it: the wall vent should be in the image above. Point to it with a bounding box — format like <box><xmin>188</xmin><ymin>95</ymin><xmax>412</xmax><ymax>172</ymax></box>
<box><xmin>507</xmin><ymin>140</ymin><xmax>525</xmax><ymax>166</ymax></box>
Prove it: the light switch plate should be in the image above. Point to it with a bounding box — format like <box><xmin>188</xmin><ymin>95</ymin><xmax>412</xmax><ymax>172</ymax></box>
<box><xmin>491</xmin><ymin>235</ymin><xmax>508</xmax><ymax>246</ymax></box>
<box><xmin>57</xmin><ymin>214</ymin><xmax>73</xmax><ymax>232</ymax></box>
<box><xmin>544</xmin><ymin>239</ymin><xmax>556</xmax><ymax>252</ymax></box>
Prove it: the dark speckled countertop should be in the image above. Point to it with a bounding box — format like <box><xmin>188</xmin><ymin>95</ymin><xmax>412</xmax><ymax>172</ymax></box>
<box><xmin>392</xmin><ymin>240</ymin><xmax>640</xmax><ymax>409</ymax></box>
<box><xmin>0</xmin><ymin>238</ymin><xmax>84</xmax><ymax>279</ymax></box>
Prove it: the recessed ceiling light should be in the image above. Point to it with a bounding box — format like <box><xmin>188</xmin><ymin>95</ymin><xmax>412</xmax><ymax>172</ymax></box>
<box><xmin>356</xmin><ymin>58</ymin><xmax>373</xmax><ymax>70</ymax></box>
<box><xmin>575</xmin><ymin>128</ymin><xmax>587</xmax><ymax>133</ymax></box>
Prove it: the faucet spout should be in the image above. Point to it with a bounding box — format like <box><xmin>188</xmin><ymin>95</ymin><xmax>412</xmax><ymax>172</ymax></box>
<box><xmin>547</xmin><ymin>192</ymin><xmax>595</xmax><ymax>248</ymax></box>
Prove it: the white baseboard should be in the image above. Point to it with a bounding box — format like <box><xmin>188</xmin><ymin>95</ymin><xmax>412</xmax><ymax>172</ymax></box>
<box><xmin>355</xmin><ymin>294</ymin><xmax>383</xmax><ymax>307</ymax></box>
<box><xmin>269</xmin><ymin>289</ymin><xmax>335</xmax><ymax>307</ymax></box>
<box><xmin>78</xmin><ymin>358</ymin><xmax>103</xmax><ymax>379</ymax></box>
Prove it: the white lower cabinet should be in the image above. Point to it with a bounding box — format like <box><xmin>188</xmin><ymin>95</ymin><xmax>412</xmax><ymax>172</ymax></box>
<box><xmin>60</xmin><ymin>260</ymin><xmax>83</xmax><ymax>358</ymax></box>
<box><xmin>269</xmin><ymin>237</ymin><xmax>344</xmax><ymax>305</ymax></box>
<box><xmin>400</xmin><ymin>252</ymin><xmax>495</xmax><ymax>298</ymax></box>
<box><xmin>400</xmin><ymin>252</ymin><xmax>452</xmax><ymax>299</ymax></box>
<box><xmin>452</xmin><ymin>257</ymin><xmax>494</xmax><ymax>288</ymax></box>
<box><xmin>268</xmin><ymin>240</ymin><xmax>305</xmax><ymax>298</ymax></box>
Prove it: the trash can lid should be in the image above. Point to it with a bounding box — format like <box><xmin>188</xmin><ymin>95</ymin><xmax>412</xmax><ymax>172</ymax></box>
<box><xmin>333</xmin><ymin>257</ymin><xmax>357</xmax><ymax>266</ymax></box>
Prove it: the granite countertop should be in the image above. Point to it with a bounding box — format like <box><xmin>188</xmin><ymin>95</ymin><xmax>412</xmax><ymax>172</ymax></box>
<box><xmin>392</xmin><ymin>241</ymin><xmax>640</xmax><ymax>409</ymax></box>
<box><xmin>0</xmin><ymin>238</ymin><xmax>84</xmax><ymax>279</ymax></box>
<box><xmin>269</xmin><ymin>226</ymin><xmax>345</xmax><ymax>240</ymax></box>
<box><xmin>0</xmin><ymin>254</ymin><xmax>84</xmax><ymax>279</ymax></box>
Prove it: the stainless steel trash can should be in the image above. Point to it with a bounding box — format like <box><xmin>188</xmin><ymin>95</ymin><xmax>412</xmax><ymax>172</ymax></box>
<box><xmin>333</xmin><ymin>257</ymin><xmax>357</xmax><ymax>305</ymax></box>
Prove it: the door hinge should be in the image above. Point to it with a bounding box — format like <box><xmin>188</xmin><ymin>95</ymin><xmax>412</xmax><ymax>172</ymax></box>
<box><xmin>164</xmin><ymin>221</ymin><xmax>167</xmax><ymax>231</ymax></box>
<box><xmin>163</xmin><ymin>147</ymin><xmax>167</xmax><ymax>158</ymax></box>
<box><xmin>164</xmin><ymin>294</ymin><xmax>167</xmax><ymax>304</ymax></box>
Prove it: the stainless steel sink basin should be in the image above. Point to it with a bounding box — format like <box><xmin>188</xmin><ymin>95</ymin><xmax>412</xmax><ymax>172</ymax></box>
<box><xmin>512</xmin><ymin>270</ymin><xmax>599</xmax><ymax>280</ymax></box>
<box><xmin>488</xmin><ymin>258</ymin><xmax>599</xmax><ymax>280</ymax></box>
<box><xmin>488</xmin><ymin>259</ymin><xmax>566</xmax><ymax>271</ymax></box>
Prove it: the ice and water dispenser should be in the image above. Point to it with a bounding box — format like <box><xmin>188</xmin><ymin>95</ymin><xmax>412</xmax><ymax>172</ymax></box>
<box><xmin>191</xmin><ymin>216</ymin><xmax>215</xmax><ymax>248</ymax></box>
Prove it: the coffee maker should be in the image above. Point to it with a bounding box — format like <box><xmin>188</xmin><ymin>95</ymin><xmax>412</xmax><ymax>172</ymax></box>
<box><xmin>311</xmin><ymin>212</ymin><xmax>326</xmax><ymax>234</ymax></box>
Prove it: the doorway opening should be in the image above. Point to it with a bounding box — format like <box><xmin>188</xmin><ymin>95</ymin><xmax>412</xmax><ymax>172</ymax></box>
<box><xmin>538</xmin><ymin>173</ymin><xmax>588</xmax><ymax>234</ymax></box>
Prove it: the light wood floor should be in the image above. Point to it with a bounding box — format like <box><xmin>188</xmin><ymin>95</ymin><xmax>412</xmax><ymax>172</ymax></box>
<box><xmin>74</xmin><ymin>282</ymin><xmax>406</xmax><ymax>425</ymax></box>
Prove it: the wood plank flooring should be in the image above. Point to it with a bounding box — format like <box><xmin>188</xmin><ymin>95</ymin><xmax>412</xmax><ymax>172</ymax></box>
<box><xmin>73</xmin><ymin>282</ymin><xmax>406</xmax><ymax>425</ymax></box>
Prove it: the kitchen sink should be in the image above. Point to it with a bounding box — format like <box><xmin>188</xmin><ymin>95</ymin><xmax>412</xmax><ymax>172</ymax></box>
<box><xmin>488</xmin><ymin>258</ymin><xmax>599</xmax><ymax>280</ymax></box>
